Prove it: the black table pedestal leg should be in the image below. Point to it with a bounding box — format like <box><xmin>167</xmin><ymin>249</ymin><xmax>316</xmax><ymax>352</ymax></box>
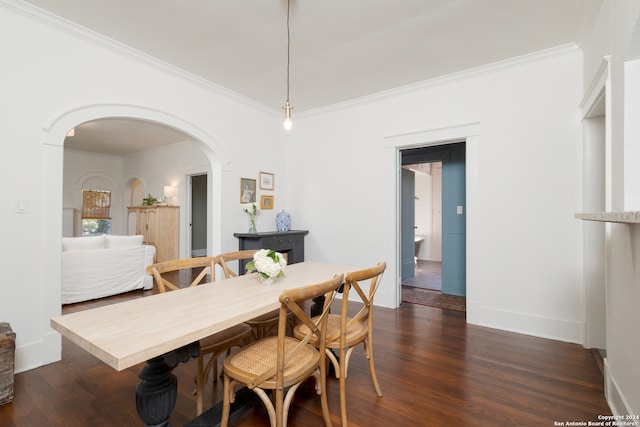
<box><xmin>135</xmin><ymin>342</ymin><xmax>199</xmax><ymax>427</ymax></box>
<box><xmin>311</xmin><ymin>280</ymin><xmax>344</xmax><ymax>317</ymax></box>
<box><xmin>310</xmin><ymin>295</ymin><xmax>325</xmax><ymax>317</ymax></box>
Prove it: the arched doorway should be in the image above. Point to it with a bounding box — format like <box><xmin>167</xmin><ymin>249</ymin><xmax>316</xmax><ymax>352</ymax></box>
<box><xmin>41</xmin><ymin>103</ymin><xmax>225</xmax><ymax>365</ymax></box>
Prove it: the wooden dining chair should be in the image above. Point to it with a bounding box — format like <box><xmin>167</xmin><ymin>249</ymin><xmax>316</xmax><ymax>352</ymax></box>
<box><xmin>147</xmin><ymin>256</ymin><xmax>217</xmax><ymax>292</ymax></box>
<box><xmin>294</xmin><ymin>261</ymin><xmax>387</xmax><ymax>426</ymax></box>
<box><xmin>214</xmin><ymin>250</ymin><xmax>292</xmax><ymax>339</ymax></box>
<box><xmin>146</xmin><ymin>257</ymin><xmax>253</xmax><ymax>416</ymax></box>
<box><xmin>221</xmin><ymin>274</ymin><xmax>344</xmax><ymax>427</ymax></box>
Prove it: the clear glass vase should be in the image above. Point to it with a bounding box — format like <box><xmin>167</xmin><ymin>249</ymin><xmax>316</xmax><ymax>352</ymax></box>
<box><xmin>260</xmin><ymin>275</ymin><xmax>274</xmax><ymax>286</ymax></box>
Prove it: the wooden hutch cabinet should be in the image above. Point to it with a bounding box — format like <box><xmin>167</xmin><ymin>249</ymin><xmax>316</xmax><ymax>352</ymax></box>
<box><xmin>127</xmin><ymin>206</ymin><xmax>179</xmax><ymax>262</ymax></box>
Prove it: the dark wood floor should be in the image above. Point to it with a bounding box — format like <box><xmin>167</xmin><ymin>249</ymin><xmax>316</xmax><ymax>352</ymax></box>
<box><xmin>0</xmin><ymin>288</ymin><xmax>610</xmax><ymax>426</ymax></box>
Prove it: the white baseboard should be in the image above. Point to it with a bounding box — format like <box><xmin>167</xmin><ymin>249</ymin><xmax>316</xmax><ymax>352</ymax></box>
<box><xmin>14</xmin><ymin>331</ymin><xmax>61</xmax><ymax>374</ymax></box>
<box><xmin>605</xmin><ymin>359</ymin><xmax>633</xmax><ymax>417</ymax></box>
<box><xmin>191</xmin><ymin>248</ymin><xmax>207</xmax><ymax>257</ymax></box>
<box><xmin>42</xmin><ymin>330</ymin><xmax>62</xmax><ymax>365</ymax></box>
<box><xmin>466</xmin><ymin>299</ymin><xmax>479</xmax><ymax>324</ymax></box>
<box><xmin>472</xmin><ymin>305</ymin><xmax>584</xmax><ymax>344</ymax></box>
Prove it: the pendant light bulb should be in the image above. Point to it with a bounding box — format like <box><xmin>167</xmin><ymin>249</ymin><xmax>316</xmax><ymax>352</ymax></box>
<box><xmin>283</xmin><ymin>101</ymin><xmax>293</xmax><ymax>130</ymax></box>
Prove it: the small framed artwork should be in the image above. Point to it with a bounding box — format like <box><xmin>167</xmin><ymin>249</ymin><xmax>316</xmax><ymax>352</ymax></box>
<box><xmin>259</xmin><ymin>171</ymin><xmax>275</xmax><ymax>191</ymax></box>
<box><xmin>260</xmin><ymin>195</ymin><xmax>274</xmax><ymax>209</ymax></box>
<box><xmin>240</xmin><ymin>178</ymin><xmax>256</xmax><ymax>203</ymax></box>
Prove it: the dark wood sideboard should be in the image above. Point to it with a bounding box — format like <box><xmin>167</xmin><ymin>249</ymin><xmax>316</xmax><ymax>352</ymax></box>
<box><xmin>233</xmin><ymin>230</ymin><xmax>309</xmax><ymax>274</ymax></box>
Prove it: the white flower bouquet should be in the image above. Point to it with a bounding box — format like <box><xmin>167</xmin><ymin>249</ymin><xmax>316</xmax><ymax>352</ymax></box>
<box><xmin>246</xmin><ymin>249</ymin><xmax>287</xmax><ymax>284</ymax></box>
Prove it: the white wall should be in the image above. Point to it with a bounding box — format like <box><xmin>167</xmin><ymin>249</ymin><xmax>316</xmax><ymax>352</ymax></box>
<box><xmin>413</xmin><ymin>169</ymin><xmax>431</xmax><ymax>260</ymax></box>
<box><xmin>63</xmin><ymin>149</ymin><xmax>124</xmax><ymax>235</ymax></box>
<box><xmin>0</xmin><ymin>2</ymin><xmax>286</xmax><ymax>373</ymax></box>
<box><xmin>624</xmin><ymin>58</ymin><xmax>640</xmax><ymax>209</ymax></box>
<box><xmin>122</xmin><ymin>141</ymin><xmax>214</xmax><ymax>258</ymax></box>
<box><xmin>63</xmin><ymin>140</ymin><xmax>217</xmax><ymax>259</ymax></box>
<box><xmin>287</xmin><ymin>46</ymin><xmax>585</xmax><ymax>344</ymax></box>
<box><xmin>581</xmin><ymin>0</ymin><xmax>640</xmax><ymax>417</ymax></box>
<box><xmin>410</xmin><ymin>164</ymin><xmax>441</xmax><ymax>262</ymax></box>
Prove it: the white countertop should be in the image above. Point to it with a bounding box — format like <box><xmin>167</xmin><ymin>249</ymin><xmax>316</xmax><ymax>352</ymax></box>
<box><xmin>575</xmin><ymin>211</ymin><xmax>640</xmax><ymax>223</ymax></box>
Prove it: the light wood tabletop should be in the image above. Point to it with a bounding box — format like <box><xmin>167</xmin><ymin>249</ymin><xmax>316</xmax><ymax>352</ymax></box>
<box><xmin>51</xmin><ymin>261</ymin><xmax>357</xmax><ymax>371</ymax></box>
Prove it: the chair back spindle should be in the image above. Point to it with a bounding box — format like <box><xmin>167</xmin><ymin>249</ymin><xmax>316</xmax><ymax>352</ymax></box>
<box><xmin>146</xmin><ymin>256</ymin><xmax>217</xmax><ymax>293</ymax></box>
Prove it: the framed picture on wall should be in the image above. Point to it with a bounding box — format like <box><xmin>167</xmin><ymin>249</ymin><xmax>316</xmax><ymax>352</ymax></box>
<box><xmin>240</xmin><ymin>178</ymin><xmax>256</xmax><ymax>203</ymax></box>
<box><xmin>260</xmin><ymin>195</ymin><xmax>274</xmax><ymax>209</ymax></box>
<box><xmin>259</xmin><ymin>171</ymin><xmax>275</xmax><ymax>190</ymax></box>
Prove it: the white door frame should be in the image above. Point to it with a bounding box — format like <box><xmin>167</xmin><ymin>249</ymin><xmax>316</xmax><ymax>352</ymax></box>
<box><xmin>386</xmin><ymin>122</ymin><xmax>480</xmax><ymax>322</ymax></box>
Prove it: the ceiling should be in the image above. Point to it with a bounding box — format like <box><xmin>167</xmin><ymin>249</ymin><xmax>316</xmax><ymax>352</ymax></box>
<box><xmin>26</xmin><ymin>0</ymin><xmax>596</xmax><ymax>155</ymax></box>
<box><xmin>64</xmin><ymin>118</ymin><xmax>193</xmax><ymax>156</ymax></box>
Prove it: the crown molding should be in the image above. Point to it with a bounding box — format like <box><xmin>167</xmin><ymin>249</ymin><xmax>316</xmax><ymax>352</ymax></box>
<box><xmin>580</xmin><ymin>55</ymin><xmax>610</xmax><ymax>117</ymax></box>
<box><xmin>576</xmin><ymin>0</ymin><xmax>603</xmax><ymax>50</ymax></box>
<box><xmin>2</xmin><ymin>1</ymin><xmax>585</xmax><ymax>119</ymax></box>
<box><xmin>302</xmin><ymin>43</ymin><xmax>581</xmax><ymax>117</ymax></box>
<box><xmin>1</xmin><ymin>0</ymin><xmax>275</xmax><ymax>115</ymax></box>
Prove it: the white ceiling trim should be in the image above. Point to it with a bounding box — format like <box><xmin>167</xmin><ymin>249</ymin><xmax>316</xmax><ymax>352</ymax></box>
<box><xmin>301</xmin><ymin>43</ymin><xmax>580</xmax><ymax>118</ymax></box>
<box><xmin>4</xmin><ymin>0</ymin><xmax>275</xmax><ymax>115</ymax></box>
<box><xmin>6</xmin><ymin>0</ymin><xmax>591</xmax><ymax>120</ymax></box>
<box><xmin>575</xmin><ymin>0</ymin><xmax>603</xmax><ymax>49</ymax></box>
<box><xmin>580</xmin><ymin>56</ymin><xmax>610</xmax><ymax>118</ymax></box>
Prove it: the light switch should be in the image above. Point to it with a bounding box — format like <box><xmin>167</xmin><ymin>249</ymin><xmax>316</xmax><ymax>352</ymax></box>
<box><xmin>16</xmin><ymin>197</ymin><xmax>29</xmax><ymax>214</ymax></box>
<box><xmin>456</xmin><ymin>206</ymin><xmax>463</xmax><ymax>214</ymax></box>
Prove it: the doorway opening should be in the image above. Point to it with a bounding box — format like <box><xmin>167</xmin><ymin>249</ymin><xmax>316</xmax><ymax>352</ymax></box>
<box><xmin>581</xmin><ymin>78</ymin><xmax>607</xmax><ymax>351</ymax></box>
<box><xmin>400</xmin><ymin>142</ymin><xmax>466</xmax><ymax>311</ymax></box>
<box><xmin>190</xmin><ymin>174</ymin><xmax>208</xmax><ymax>257</ymax></box>
<box><xmin>402</xmin><ymin>162</ymin><xmax>442</xmax><ymax>291</ymax></box>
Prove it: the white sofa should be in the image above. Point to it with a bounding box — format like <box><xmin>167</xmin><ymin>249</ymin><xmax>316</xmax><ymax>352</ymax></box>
<box><xmin>61</xmin><ymin>235</ymin><xmax>156</xmax><ymax>304</ymax></box>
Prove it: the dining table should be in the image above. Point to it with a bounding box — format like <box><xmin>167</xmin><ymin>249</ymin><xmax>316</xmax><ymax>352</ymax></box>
<box><xmin>50</xmin><ymin>261</ymin><xmax>358</xmax><ymax>427</ymax></box>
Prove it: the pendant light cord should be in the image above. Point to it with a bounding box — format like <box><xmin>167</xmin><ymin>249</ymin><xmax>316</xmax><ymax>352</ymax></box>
<box><xmin>286</xmin><ymin>0</ymin><xmax>291</xmax><ymax>103</ymax></box>
<box><xmin>282</xmin><ymin>0</ymin><xmax>293</xmax><ymax>130</ymax></box>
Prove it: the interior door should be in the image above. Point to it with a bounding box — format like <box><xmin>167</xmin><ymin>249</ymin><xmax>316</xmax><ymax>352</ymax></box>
<box><xmin>401</xmin><ymin>168</ymin><xmax>416</xmax><ymax>280</ymax></box>
<box><xmin>430</xmin><ymin>164</ymin><xmax>443</xmax><ymax>261</ymax></box>
<box><xmin>190</xmin><ymin>174</ymin><xmax>208</xmax><ymax>257</ymax></box>
<box><xmin>441</xmin><ymin>145</ymin><xmax>466</xmax><ymax>296</ymax></box>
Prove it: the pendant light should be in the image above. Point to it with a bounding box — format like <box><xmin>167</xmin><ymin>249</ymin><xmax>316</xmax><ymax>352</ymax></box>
<box><xmin>282</xmin><ymin>0</ymin><xmax>293</xmax><ymax>130</ymax></box>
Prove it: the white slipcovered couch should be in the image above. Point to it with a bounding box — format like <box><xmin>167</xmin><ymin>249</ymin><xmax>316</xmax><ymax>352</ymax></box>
<box><xmin>61</xmin><ymin>235</ymin><xmax>156</xmax><ymax>304</ymax></box>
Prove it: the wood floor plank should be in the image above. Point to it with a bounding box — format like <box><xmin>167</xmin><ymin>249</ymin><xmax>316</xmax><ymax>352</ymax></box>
<box><xmin>0</xmin><ymin>289</ymin><xmax>610</xmax><ymax>426</ymax></box>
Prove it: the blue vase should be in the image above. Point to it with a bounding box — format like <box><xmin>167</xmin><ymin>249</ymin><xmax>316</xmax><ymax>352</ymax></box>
<box><xmin>276</xmin><ymin>210</ymin><xmax>291</xmax><ymax>232</ymax></box>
